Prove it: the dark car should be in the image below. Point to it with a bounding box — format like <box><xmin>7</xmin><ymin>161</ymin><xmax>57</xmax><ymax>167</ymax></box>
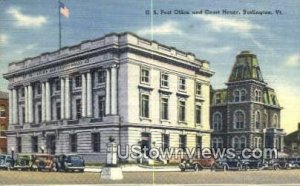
<box><xmin>262</xmin><ymin>159</ymin><xmax>281</xmax><ymax>170</ymax></box>
<box><xmin>179</xmin><ymin>155</ymin><xmax>216</xmax><ymax>171</ymax></box>
<box><xmin>288</xmin><ymin>157</ymin><xmax>300</xmax><ymax>169</ymax></box>
<box><xmin>242</xmin><ymin>157</ymin><xmax>263</xmax><ymax>170</ymax></box>
<box><xmin>54</xmin><ymin>154</ymin><xmax>85</xmax><ymax>172</ymax></box>
<box><xmin>13</xmin><ymin>154</ymin><xmax>33</xmax><ymax>171</ymax></box>
<box><xmin>0</xmin><ymin>154</ymin><xmax>13</xmax><ymax>170</ymax></box>
<box><xmin>213</xmin><ymin>157</ymin><xmax>244</xmax><ymax>171</ymax></box>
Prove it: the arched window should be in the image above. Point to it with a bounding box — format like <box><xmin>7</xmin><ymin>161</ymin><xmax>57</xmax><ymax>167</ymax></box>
<box><xmin>240</xmin><ymin>136</ymin><xmax>247</xmax><ymax>149</ymax></box>
<box><xmin>263</xmin><ymin>112</ymin><xmax>268</xmax><ymax>128</ymax></box>
<box><xmin>272</xmin><ymin>114</ymin><xmax>279</xmax><ymax>128</ymax></box>
<box><xmin>233</xmin><ymin>90</ymin><xmax>240</xmax><ymax>102</ymax></box>
<box><xmin>255</xmin><ymin>111</ymin><xmax>261</xmax><ymax>130</ymax></box>
<box><xmin>234</xmin><ymin>110</ymin><xmax>245</xmax><ymax>129</ymax></box>
<box><xmin>241</xmin><ymin>89</ymin><xmax>246</xmax><ymax>101</ymax></box>
<box><xmin>232</xmin><ymin>137</ymin><xmax>239</xmax><ymax>149</ymax></box>
<box><xmin>212</xmin><ymin>138</ymin><xmax>218</xmax><ymax>149</ymax></box>
<box><xmin>212</xmin><ymin>137</ymin><xmax>223</xmax><ymax>149</ymax></box>
<box><xmin>213</xmin><ymin>112</ymin><xmax>222</xmax><ymax>131</ymax></box>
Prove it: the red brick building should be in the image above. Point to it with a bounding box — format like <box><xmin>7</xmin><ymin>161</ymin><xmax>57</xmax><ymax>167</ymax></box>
<box><xmin>0</xmin><ymin>91</ymin><xmax>8</xmax><ymax>153</ymax></box>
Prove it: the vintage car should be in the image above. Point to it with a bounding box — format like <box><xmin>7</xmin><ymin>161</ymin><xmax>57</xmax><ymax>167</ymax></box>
<box><xmin>262</xmin><ymin>159</ymin><xmax>281</xmax><ymax>170</ymax></box>
<box><xmin>242</xmin><ymin>157</ymin><xmax>263</xmax><ymax>170</ymax></box>
<box><xmin>54</xmin><ymin>154</ymin><xmax>85</xmax><ymax>172</ymax></box>
<box><xmin>31</xmin><ymin>154</ymin><xmax>55</xmax><ymax>171</ymax></box>
<box><xmin>213</xmin><ymin>157</ymin><xmax>244</xmax><ymax>171</ymax></box>
<box><xmin>13</xmin><ymin>154</ymin><xmax>33</xmax><ymax>170</ymax></box>
<box><xmin>179</xmin><ymin>155</ymin><xmax>216</xmax><ymax>171</ymax></box>
<box><xmin>288</xmin><ymin>157</ymin><xmax>300</xmax><ymax>168</ymax></box>
<box><xmin>0</xmin><ymin>154</ymin><xmax>13</xmax><ymax>170</ymax></box>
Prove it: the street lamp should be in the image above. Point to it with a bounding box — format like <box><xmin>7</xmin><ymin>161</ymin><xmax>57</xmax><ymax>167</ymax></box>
<box><xmin>40</xmin><ymin>146</ymin><xmax>45</xmax><ymax>153</ymax></box>
<box><xmin>263</xmin><ymin>128</ymin><xmax>267</xmax><ymax>163</ymax></box>
<box><xmin>11</xmin><ymin>147</ymin><xmax>15</xmax><ymax>167</ymax></box>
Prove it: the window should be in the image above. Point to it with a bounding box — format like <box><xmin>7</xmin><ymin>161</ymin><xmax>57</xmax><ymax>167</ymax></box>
<box><xmin>254</xmin><ymin>137</ymin><xmax>262</xmax><ymax>148</ymax></box>
<box><xmin>212</xmin><ymin>137</ymin><xmax>223</xmax><ymax>149</ymax></box>
<box><xmin>21</xmin><ymin>87</ymin><xmax>25</xmax><ymax>97</ymax></box>
<box><xmin>98</xmin><ymin>96</ymin><xmax>105</xmax><ymax>120</ymax></box>
<box><xmin>37</xmin><ymin>105</ymin><xmax>42</xmax><ymax>123</ymax></box>
<box><xmin>179</xmin><ymin>135</ymin><xmax>187</xmax><ymax>152</ymax></box>
<box><xmin>70</xmin><ymin>134</ymin><xmax>77</xmax><ymax>152</ymax></box>
<box><xmin>272</xmin><ymin>114</ymin><xmax>279</xmax><ymax>128</ymax></box>
<box><xmin>17</xmin><ymin>137</ymin><xmax>22</xmax><ymax>153</ymax></box>
<box><xmin>255</xmin><ymin>111</ymin><xmax>261</xmax><ymax>130</ymax></box>
<box><xmin>241</xmin><ymin>90</ymin><xmax>246</xmax><ymax>101</ymax></box>
<box><xmin>141</xmin><ymin>94</ymin><xmax>149</xmax><ymax>118</ymax></box>
<box><xmin>196</xmin><ymin>136</ymin><xmax>202</xmax><ymax>149</ymax></box>
<box><xmin>255</xmin><ymin>90</ymin><xmax>262</xmax><ymax>102</ymax></box>
<box><xmin>178</xmin><ymin>100</ymin><xmax>186</xmax><ymax>122</ymax></box>
<box><xmin>98</xmin><ymin>71</ymin><xmax>106</xmax><ymax>84</ymax></box>
<box><xmin>161</xmin><ymin>98</ymin><xmax>168</xmax><ymax>120</ymax></box>
<box><xmin>178</xmin><ymin>77</ymin><xmax>186</xmax><ymax>91</ymax></box>
<box><xmin>141</xmin><ymin>68</ymin><xmax>150</xmax><ymax>83</ymax></box>
<box><xmin>232</xmin><ymin>137</ymin><xmax>239</xmax><ymax>149</ymax></box>
<box><xmin>234</xmin><ymin>110</ymin><xmax>245</xmax><ymax>129</ymax></box>
<box><xmin>196</xmin><ymin>82</ymin><xmax>202</xmax><ymax>96</ymax></box>
<box><xmin>55</xmin><ymin>79</ymin><xmax>61</xmax><ymax>91</ymax></box>
<box><xmin>215</xmin><ymin>93</ymin><xmax>221</xmax><ymax>104</ymax></box>
<box><xmin>56</xmin><ymin>102</ymin><xmax>61</xmax><ymax>120</ymax></box>
<box><xmin>92</xmin><ymin>133</ymin><xmax>101</xmax><ymax>152</ymax></box>
<box><xmin>22</xmin><ymin>107</ymin><xmax>25</xmax><ymax>124</ymax></box>
<box><xmin>195</xmin><ymin>105</ymin><xmax>201</xmax><ymax>124</ymax></box>
<box><xmin>36</xmin><ymin>83</ymin><xmax>42</xmax><ymax>95</ymax></box>
<box><xmin>263</xmin><ymin>113</ymin><xmax>268</xmax><ymax>128</ymax></box>
<box><xmin>213</xmin><ymin>112</ymin><xmax>222</xmax><ymax>131</ymax></box>
<box><xmin>161</xmin><ymin>73</ymin><xmax>169</xmax><ymax>88</ymax></box>
<box><xmin>240</xmin><ymin>137</ymin><xmax>246</xmax><ymax>149</ymax></box>
<box><xmin>0</xmin><ymin>106</ymin><xmax>5</xmax><ymax>117</ymax></box>
<box><xmin>76</xmin><ymin>99</ymin><xmax>82</xmax><ymax>119</ymax></box>
<box><xmin>31</xmin><ymin>136</ymin><xmax>38</xmax><ymax>153</ymax></box>
<box><xmin>234</xmin><ymin>90</ymin><xmax>240</xmax><ymax>102</ymax></box>
<box><xmin>75</xmin><ymin>76</ymin><xmax>82</xmax><ymax>87</ymax></box>
<box><xmin>162</xmin><ymin>134</ymin><xmax>169</xmax><ymax>151</ymax></box>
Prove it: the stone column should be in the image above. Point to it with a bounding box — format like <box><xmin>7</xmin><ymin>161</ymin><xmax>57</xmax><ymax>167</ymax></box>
<box><xmin>45</xmin><ymin>81</ymin><xmax>51</xmax><ymax>121</ymax></box>
<box><xmin>105</xmin><ymin>69</ymin><xmax>111</xmax><ymax>115</ymax></box>
<box><xmin>28</xmin><ymin>85</ymin><xmax>33</xmax><ymax>123</ymax></box>
<box><xmin>12</xmin><ymin>89</ymin><xmax>18</xmax><ymax>124</ymax></box>
<box><xmin>41</xmin><ymin>82</ymin><xmax>46</xmax><ymax>122</ymax></box>
<box><xmin>87</xmin><ymin>72</ymin><xmax>93</xmax><ymax>117</ymax></box>
<box><xmin>65</xmin><ymin>77</ymin><xmax>71</xmax><ymax>119</ymax></box>
<box><xmin>81</xmin><ymin>73</ymin><xmax>87</xmax><ymax>118</ymax></box>
<box><xmin>111</xmin><ymin>66</ymin><xmax>117</xmax><ymax>115</ymax></box>
<box><xmin>60</xmin><ymin>78</ymin><xmax>65</xmax><ymax>119</ymax></box>
<box><xmin>9</xmin><ymin>89</ymin><xmax>13</xmax><ymax>125</ymax></box>
<box><xmin>24</xmin><ymin>86</ymin><xmax>28</xmax><ymax>123</ymax></box>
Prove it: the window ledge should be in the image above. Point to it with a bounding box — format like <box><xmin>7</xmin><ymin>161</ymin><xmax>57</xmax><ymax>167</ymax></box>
<box><xmin>195</xmin><ymin>95</ymin><xmax>205</xmax><ymax>101</ymax></box>
<box><xmin>160</xmin><ymin>119</ymin><xmax>171</xmax><ymax>124</ymax></box>
<box><xmin>138</xmin><ymin>84</ymin><xmax>154</xmax><ymax>91</ymax></box>
<box><xmin>140</xmin><ymin>117</ymin><xmax>152</xmax><ymax>122</ymax></box>
<box><xmin>178</xmin><ymin>121</ymin><xmax>187</xmax><ymax>125</ymax></box>
<box><xmin>159</xmin><ymin>88</ymin><xmax>172</xmax><ymax>95</ymax></box>
<box><xmin>176</xmin><ymin>92</ymin><xmax>189</xmax><ymax>98</ymax></box>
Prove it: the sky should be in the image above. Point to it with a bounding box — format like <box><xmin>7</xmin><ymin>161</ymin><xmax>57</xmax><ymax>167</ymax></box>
<box><xmin>0</xmin><ymin>0</ymin><xmax>299</xmax><ymax>133</ymax></box>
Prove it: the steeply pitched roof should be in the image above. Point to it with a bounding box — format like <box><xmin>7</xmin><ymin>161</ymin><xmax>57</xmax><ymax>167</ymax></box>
<box><xmin>263</xmin><ymin>87</ymin><xmax>280</xmax><ymax>106</ymax></box>
<box><xmin>228</xmin><ymin>51</ymin><xmax>264</xmax><ymax>82</ymax></box>
<box><xmin>0</xmin><ymin>91</ymin><xmax>8</xmax><ymax>99</ymax></box>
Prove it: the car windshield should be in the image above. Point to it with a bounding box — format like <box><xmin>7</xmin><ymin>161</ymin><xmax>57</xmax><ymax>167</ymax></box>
<box><xmin>69</xmin><ymin>156</ymin><xmax>81</xmax><ymax>161</ymax></box>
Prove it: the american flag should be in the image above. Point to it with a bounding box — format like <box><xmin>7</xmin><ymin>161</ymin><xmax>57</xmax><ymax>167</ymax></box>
<box><xmin>59</xmin><ymin>2</ymin><xmax>69</xmax><ymax>18</ymax></box>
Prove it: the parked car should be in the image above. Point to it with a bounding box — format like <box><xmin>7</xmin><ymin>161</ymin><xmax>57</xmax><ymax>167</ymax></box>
<box><xmin>277</xmin><ymin>158</ymin><xmax>292</xmax><ymax>169</ymax></box>
<box><xmin>13</xmin><ymin>154</ymin><xmax>33</xmax><ymax>171</ymax></box>
<box><xmin>54</xmin><ymin>154</ymin><xmax>85</xmax><ymax>172</ymax></box>
<box><xmin>0</xmin><ymin>154</ymin><xmax>13</xmax><ymax>170</ymax></box>
<box><xmin>179</xmin><ymin>155</ymin><xmax>216</xmax><ymax>171</ymax></box>
<box><xmin>262</xmin><ymin>159</ymin><xmax>281</xmax><ymax>170</ymax></box>
<box><xmin>242</xmin><ymin>157</ymin><xmax>263</xmax><ymax>170</ymax></box>
<box><xmin>288</xmin><ymin>157</ymin><xmax>300</xmax><ymax>169</ymax></box>
<box><xmin>213</xmin><ymin>157</ymin><xmax>244</xmax><ymax>171</ymax></box>
<box><xmin>31</xmin><ymin>154</ymin><xmax>55</xmax><ymax>171</ymax></box>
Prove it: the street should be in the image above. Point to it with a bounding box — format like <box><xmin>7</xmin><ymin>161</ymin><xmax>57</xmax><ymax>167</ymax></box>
<box><xmin>1</xmin><ymin>169</ymin><xmax>300</xmax><ymax>184</ymax></box>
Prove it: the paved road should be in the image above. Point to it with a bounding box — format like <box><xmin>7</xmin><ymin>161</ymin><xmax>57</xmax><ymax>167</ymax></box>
<box><xmin>1</xmin><ymin>169</ymin><xmax>300</xmax><ymax>184</ymax></box>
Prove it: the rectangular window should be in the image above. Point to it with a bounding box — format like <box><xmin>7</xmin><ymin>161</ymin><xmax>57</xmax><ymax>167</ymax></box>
<box><xmin>141</xmin><ymin>94</ymin><xmax>149</xmax><ymax>118</ymax></box>
<box><xmin>31</xmin><ymin>136</ymin><xmax>38</xmax><ymax>153</ymax></box>
<box><xmin>161</xmin><ymin>73</ymin><xmax>169</xmax><ymax>88</ymax></box>
<box><xmin>195</xmin><ymin>105</ymin><xmax>201</xmax><ymax>124</ymax></box>
<box><xmin>17</xmin><ymin>137</ymin><xmax>22</xmax><ymax>153</ymax></box>
<box><xmin>92</xmin><ymin>133</ymin><xmax>101</xmax><ymax>152</ymax></box>
<box><xmin>36</xmin><ymin>83</ymin><xmax>42</xmax><ymax>95</ymax></box>
<box><xmin>162</xmin><ymin>134</ymin><xmax>170</xmax><ymax>151</ymax></box>
<box><xmin>75</xmin><ymin>76</ymin><xmax>82</xmax><ymax>87</ymax></box>
<box><xmin>179</xmin><ymin>135</ymin><xmax>187</xmax><ymax>152</ymax></box>
<box><xmin>161</xmin><ymin>98</ymin><xmax>168</xmax><ymax>120</ymax></box>
<box><xmin>0</xmin><ymin>106</ymin><xmax>6</xmax><ymax>117</ymax></box>
<box><xmin>215</xmin><ymin>93</ymin><xmax>221</xmax><ymax>104</ymax></box>
<box><xmin>98</xmin><ymin>71</ymin><xmax>106</xmax><ymax>84</ymax></box>
<box><xmin>98</xmin><ymin>96</ymin><xmax>105</xmax><ymax>120</ymax></box>
<box><xmin>37</xmin><ymin>105</ymin><xmax>42</xmax><ymax>123</ymax></box>
<box><xmin>76</xmin><ymin>99</ymin><xmax>82</xmax><ymax>119</ymax></box>
<box><xmin>56</xmin><ymin>102</ymin><xmax>61</xmax><ymax>120</ymax></box>
<box><xmin>55</xmin><ymin>79</ymin><xmax>61</xmax><ymax>91</ymax></box>
<box><xmin>22</xmin><ymin>107</ymin><xmax>25</xmax><ymax>124</ymax></box>
<box><xmin>196</xmin><ymin>136</ymin><xmax>202</xmax><ymax>150</ymax></box>
<box><xmin>178</xmin><ymin>77</ymin><xmax>186</xmax><ymax>91</ymax></box>
<box><xmin>70</xmin><ymin>134</ymin><xmax>77</xmax><ymax>152</ymax></box>
<box><xmin>141</xmin><ymin>68</ymin><xmax>150</xmax><ymax>83</ymax></box>
<box><xmin>21</xmin><ymin>87</ymin><xmax>25</xmax><ymax>97</ymax></box>
<box><xmin>196</xmin><ymin>82</ymin><xmax>202</xmax><ymax>95</ymax></box>
<box><xmin>178</xmin><ymin>101</ymin><xmax>186</xmax><ymax>122</ymax></box>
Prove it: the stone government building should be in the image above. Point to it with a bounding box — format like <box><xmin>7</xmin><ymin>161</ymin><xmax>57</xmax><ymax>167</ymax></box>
<box><xmin>211</xmin><ymin>51</ymin><xmax>285</xmax><ymax>154</ymax></box>
<box><xmin>3</xmin><ymin>32</ymin><xmax>214</xmax><ymax>163</ymax></box>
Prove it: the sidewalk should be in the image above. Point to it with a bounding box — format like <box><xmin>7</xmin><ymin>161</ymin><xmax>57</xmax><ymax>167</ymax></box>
<box><xmin>85</xmin><ymin>164</ymin><xmax>181</xmax><ymax>173</ymax></box>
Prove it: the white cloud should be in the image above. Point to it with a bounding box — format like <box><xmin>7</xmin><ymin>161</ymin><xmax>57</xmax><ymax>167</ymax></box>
<box><xmin>199</xmin><ymin>46</ymin><xmax>232</xmax><ymax>55</ymax></box>
<box><xmin>7</xmin><ymin>7</ymin><xmax>47</xmax><ymax>27</ymax></box>
<box><xmin>15</xmin><ymin>44</ymin><xmax>37</xmax><ymax>55</ymax></box>
<box><xmin>137</xmin><ymin>21</ymin><xmax>183</xmax><ymax>36</ymax></box>
<box><xmin>284</xmin><ymin>54</ymin><xmax>300</xmax><ymax>67</ymax></box>
<box><xmin>0</xmin><ymin>34</ymin><xmax>8</xmax><ymax>45</ymax></box>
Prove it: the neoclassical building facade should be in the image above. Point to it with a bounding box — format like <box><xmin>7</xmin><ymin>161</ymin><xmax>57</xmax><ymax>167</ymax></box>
<box><xmin>4</xmin><ymin>32</ymin><xmax>214</xmax><ymax>163</ymax></box>
<box><xmin>211</xmin><ymin>51</ymin><xmax>285</xmax><ymax>153</ymax></box>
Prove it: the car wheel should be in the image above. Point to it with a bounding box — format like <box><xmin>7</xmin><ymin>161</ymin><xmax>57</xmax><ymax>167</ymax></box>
<box><xmin>244</xmin><ymin>165</ymin><xmax>249</xmax><ymax>171</ymax></box>
<box><xmin>194</xmin><ymin>164</ymin><xmax>200</xmax><ymax>172</ymax></box>
<box><xmin>223</xmin><ymin>165</ymin><xmax>228</xmax><ymax>171</ymax></box>
<box><xmin>211</xmin><ymin>164</ymin><xmax>217</xmax><ymax>172</ymax></box>
<box><xmin>180</xmin><ymin>168</ymin><xmax>186</xmax><ymax>172</ymax></box>
<box><xmin>274</xmin><ymin>165</ymin><xmax>279</xmax><ymax>170</ymax></box>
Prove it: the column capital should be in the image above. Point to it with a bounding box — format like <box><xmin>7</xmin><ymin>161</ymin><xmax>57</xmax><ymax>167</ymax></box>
<box><xmin>80</xmin><ymin>69</ymin><xmax>91</xmax><ymax>74</ymax></box>
<box><xmin>103</xmin><ymin>63</ymin><xmax>119</xmax><ymax>69</ymax></box>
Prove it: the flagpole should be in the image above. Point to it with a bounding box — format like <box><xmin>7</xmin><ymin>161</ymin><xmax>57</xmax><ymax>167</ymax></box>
<box><xmin>58</xmin><ymin>0</ymin><xmax>62</xmax><ymax>50</ymax></box>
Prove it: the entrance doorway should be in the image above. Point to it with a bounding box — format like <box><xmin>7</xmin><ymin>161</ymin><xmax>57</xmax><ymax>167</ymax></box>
<box><xmin>46</xmin><ymin>135</ymin><xmax>56</xmax><ymax>154</ymax></box>
<box><xmin>141</xmin><ymin>132</ymin><xmax>151</xmax><ymax>156</ymax></box>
